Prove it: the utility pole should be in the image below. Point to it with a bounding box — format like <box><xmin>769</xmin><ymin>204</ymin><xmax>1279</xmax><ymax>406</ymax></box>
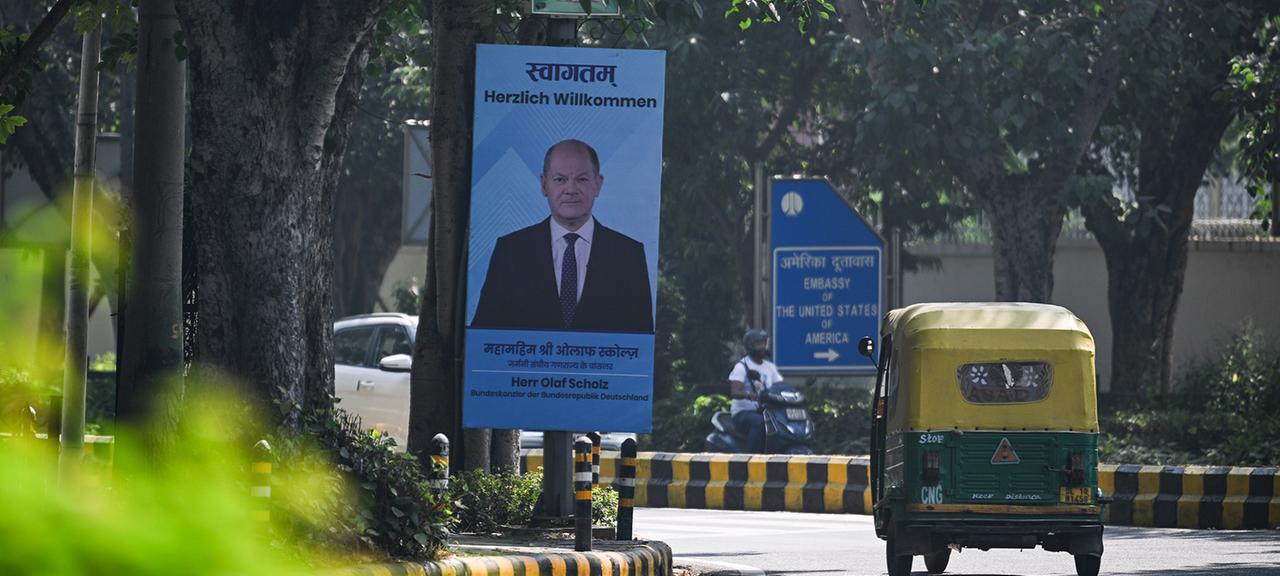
<box><xmin>752</xmin><ymin>163</ymin><xmax>765</xmax><ymax>329</ymax></box>
<box><xmin>534</xmin><ymin>12</ymin><xmax>578</xmax><ymax>523</ymax></box>
<box><xmin>59</xmin><ymin>23</ymin><xmax>101</xmax><ymax>487</ymax></box>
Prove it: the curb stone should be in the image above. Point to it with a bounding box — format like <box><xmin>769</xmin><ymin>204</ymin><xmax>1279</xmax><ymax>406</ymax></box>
<box><xmin>329</xmin><ymin>538</ymin><xmax>672</xmax><ymax>576</ymax></box>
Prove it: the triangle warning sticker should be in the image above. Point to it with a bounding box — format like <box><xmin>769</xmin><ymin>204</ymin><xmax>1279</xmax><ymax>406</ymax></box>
<box><xmin>991</xmin><ymin>437</ymin><xmax>1020</xmax><ymax>464</ymax></box>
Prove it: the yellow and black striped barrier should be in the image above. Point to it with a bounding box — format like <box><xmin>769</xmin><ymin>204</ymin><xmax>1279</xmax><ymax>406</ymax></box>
<box><xmin>521</xmin><ymin>450</ymin><xmax>1280</xmax><ymax>529</ymax></box>
<box><xmin>328</xmin><ymin>541</ymin><xmax>672</xmax><ymax>576</ymax></box>
<box><xmin>617</xmin><ymin>438</ymin><xmax>637</xmax><ymax>541</ymax></box>
<box><xmin>251</xmin><ymin>440</ymin><xmax>272</xmax><ymax>523</ymax></box>
<box><xmin>522</xmin><ymin>450</ymin><xmax>871</xmax><ymax>514</ymax></box>
<box><xmin>574</xmin><ymin>437</ymin><xmax>593</xmax><ymax>552</ymax></box>
<box><xmin>1101</xmin><ymin>464</ymin><xmax>1280</xmax><ymax>529</ymax></box>
<box><xmin>429</xmin><ymin>433</ymin><xmax>450</xmax><ymax>516</ymax></box>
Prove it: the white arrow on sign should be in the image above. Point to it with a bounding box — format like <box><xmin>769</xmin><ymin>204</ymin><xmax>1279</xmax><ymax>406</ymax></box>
<box><xmin>813</xmin><ymin>348</ymin><xmax>840</xmax><ymax>362</ymax></box>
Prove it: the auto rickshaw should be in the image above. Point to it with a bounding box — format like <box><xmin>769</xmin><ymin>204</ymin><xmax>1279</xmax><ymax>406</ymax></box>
<box><xmin>858</xmin><ymin>303</ymin><xmax>1104</xmax><ymax>576</ymax></box>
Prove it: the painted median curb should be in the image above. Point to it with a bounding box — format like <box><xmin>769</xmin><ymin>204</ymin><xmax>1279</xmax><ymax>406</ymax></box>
<box><xmin>330</xmin><ymin>540</ymin><xmax>672</xmax><ymax>576</ymax></box>
<box><xmin>1102</xmin><ymin>464</ymin><xmax>1280</xmax><ymax>529</ymax></box>
<box><xmin>522</xmin><ymin>450</ymin><xmax>1280</xmax><ymax>529</ymax></box>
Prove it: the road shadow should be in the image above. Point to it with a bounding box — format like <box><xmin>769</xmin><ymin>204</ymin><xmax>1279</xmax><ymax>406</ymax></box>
<box><xmin>1105</xmin><ymin>525</ymin><xmax>1280</xmax><ymax>544</ymax></box>
<box><xmin>761</xmin><ymin>570</ymin><xmax>846</xmax><ymax>575</ymax></box>
<box><xmin>682</xmin><ymin>551</ymin><xmax>766</xmax><ymax>558</ymax></box>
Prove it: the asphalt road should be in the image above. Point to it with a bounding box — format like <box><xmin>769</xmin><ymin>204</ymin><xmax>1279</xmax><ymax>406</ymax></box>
<box><xmin>634</xmin><ymin>508</ymin><xmax>1280</xmax><ymax>576</ymax></box>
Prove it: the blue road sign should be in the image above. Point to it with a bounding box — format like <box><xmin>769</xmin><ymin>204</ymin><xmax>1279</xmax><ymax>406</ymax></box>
<box><xmin>771</xmin><ymin>179</ymin><xmax>883</xmax><ymax>374</ymax></box>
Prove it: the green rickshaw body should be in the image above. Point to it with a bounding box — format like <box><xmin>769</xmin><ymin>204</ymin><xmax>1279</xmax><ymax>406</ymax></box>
<box><xmin>868</xmin><ymin>303</ymin><xmax>1104</xmax><ymax>575</ymax></box>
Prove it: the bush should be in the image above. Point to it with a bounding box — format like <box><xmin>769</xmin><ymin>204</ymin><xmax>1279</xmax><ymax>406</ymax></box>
<box><xmin>274</xmin><ymin>404</ymin><xmax>449</xmax><ymax>560</ymax></box>
<box><xmin>1100</xmin><ymin>325</ymin><xmax>1280</xmax><ymax>466</ymax></box>
<box><xmin>647</xmin><ymin>384</ymin><xmax>729</xmax><ymax>452</ymax></box>
<box><xmin>804</xmin><ymin>382</ymin><xmax>872</xmax><ymax>456</ymax></box>
<box><xmin>446</xmin><ymin>469</ymin><xmax>618</xmax><ymax>533</ymax></box>
<box><xmin>447</xmin><ymin>469</ymin><xmax>542</xmax><ymax>533</ymax></box>
<box><xmin>591</xmin><ymin>485</ymin><xmax>619</xmax><ymax>527</ymax></box>
<box><xmin>0</xmin><ymin>390</ymin><xmax>321</xmax><ymax>575</ymax></box>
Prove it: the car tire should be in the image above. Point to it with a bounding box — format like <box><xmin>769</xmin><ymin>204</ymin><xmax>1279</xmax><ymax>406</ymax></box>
<box><xmin>886</xmin><ymin>536</ymin><xmax>913</xmax><ymax>576</ymax></box>
<box><xmin>1074</xmin><ymin>553</ymin><xmax>1101</xmax><ymax>576</ymax></box>
<box><xmin>924</xmin><ymin>549</ymin><xmax>950</xmax><ymax>574</ymax></box>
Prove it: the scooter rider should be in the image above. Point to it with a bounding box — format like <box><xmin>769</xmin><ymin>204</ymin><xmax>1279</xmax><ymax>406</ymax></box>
<box><xmin>727</xmin><ymin>329</ymin><xmax>784</xmax><ymax>453</ymax></box>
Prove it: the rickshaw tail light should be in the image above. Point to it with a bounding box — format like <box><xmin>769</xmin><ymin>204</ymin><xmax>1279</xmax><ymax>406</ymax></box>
<box><xmin>1068</xmin><ymin>452</ymin><xmax>1085</xmax><ymax>485</ymax></box>
<box><xmin>922</xmin><ymin>451</ymin><xmax>941</xmax><ymax>485</ymax></box>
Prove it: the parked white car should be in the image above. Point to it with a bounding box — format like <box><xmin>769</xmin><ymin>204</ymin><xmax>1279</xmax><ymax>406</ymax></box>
<box><xmin>518</xmin><ymin>430</ymin><xmax>638</xmax><ymax>452</ymax></box>
<box><xmin>333</xmin><ymin>313</ymin><xmax>416</xmax><ymax>447</ymax></box>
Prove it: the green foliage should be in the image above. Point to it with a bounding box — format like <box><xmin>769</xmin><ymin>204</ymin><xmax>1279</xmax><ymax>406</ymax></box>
<box><xmin>390</xmin><ymin>279</ymin><xmax>422</xmax><ymax>316</ymax></box>
<box><xmin>591</xmin><ymin>485</ymin><xmax>619</xmax><ymax>527</ymax></box>
<box><xmin>0</xmin><ymin>391</ymin><xmax>322</xmax><ymax>575</ymax></box>
<box><xmin>0</xmin><ymin>367</ymin><xmax>46</xmax><ymax>435</ymax></box>
<box><xmin>89</xmin><ymin>352</ymin><xmax>116</xmax><ymax>372</ymax></box>
<box><xmin>279</xmin><ymin>404</ymin><xmax>449</xmax><ymax>559</ymax></box>
<box><xmin>804</xmin><ymin>382</ymin><xmax>872</xmax><ymax>455</ymax></box>
<box><xmin>0</xmin><ymin>103</ymin><xmax>27</xmax><ymax>144</ymax></box>
<box><xmin>1100</xmin><ymin>325</ymin><xmax>1280</xmax><ymax>466</ymax></box>
<box><xmin>445</xmin><ymin>468</ymin><xmax>619</xmax><ymax>532</ymax></box>
<box><xmin>647</xmin><ymin>383</ymin><xmax>729</xmax><ymax>452</ymax></box>
<box><xmin>1228</xmin><ymin>14</ymin><xmax>1280</xmax><ymax>232</ymax></box>
<box><xmin>725</xmin><ymin>0</ymin><xmax>837</xmax><ymax>34</ymax></box>
<box><xmin>447</xmin><ymin>469</ymin><xmax>543</xmax><ymax>533</ymax></box>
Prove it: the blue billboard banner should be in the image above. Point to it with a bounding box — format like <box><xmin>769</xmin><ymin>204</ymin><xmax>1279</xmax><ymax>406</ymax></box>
<box><xmin>771</xmin><ymin>179</ymin><xmax>883</xmax><ymax>374</ymax></box>
<box><xmin>464</xmin><ymin>329</ymin><xmax>652</xmax><ymax>431</ymax></box>
<box><xmin>463</xmin><ymin>44</ymin><xmax>665</xmax><ymax>432</ymax></box>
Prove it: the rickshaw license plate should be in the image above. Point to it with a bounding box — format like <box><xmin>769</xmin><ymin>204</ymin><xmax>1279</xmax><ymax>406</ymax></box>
<box><xmin>785</xmin><ymin>408</ymin><xmax>807</xmax><ymax>420</ymax></box>
<box><xmin>1060</xmin><ymin>487</ymin><xmax>1091</xmax><ymax>504</ymax></box>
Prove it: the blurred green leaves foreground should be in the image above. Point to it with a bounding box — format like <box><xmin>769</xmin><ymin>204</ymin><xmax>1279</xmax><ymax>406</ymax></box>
<box><xmin>0</xmin><ymin>385</ymin><xmax>451</xmax><ymax>575</ymax></box>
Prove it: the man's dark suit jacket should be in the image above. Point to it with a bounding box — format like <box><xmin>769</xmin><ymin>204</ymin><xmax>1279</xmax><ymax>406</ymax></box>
<box><xmin>471</xmin><ymin>218</ymin><xmax>654</xmax><ymax>333</ymax></box>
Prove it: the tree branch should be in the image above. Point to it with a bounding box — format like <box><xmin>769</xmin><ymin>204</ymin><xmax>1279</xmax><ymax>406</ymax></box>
<box><xmin>1025</xmin><ymin>1</ymin><xmax>1159</xmax><ymax>203</ymax></box>
<box><xmin>837</xmin><ymin>0</ymin><xmax>885</xmax><ymax>83</ymax></box>
<box><xmin>0</xmin><ymin>0</ymin><xmax>76</xmax><ymax>96</ymax></box>
<box><xmin>748</xmin><ymin>46</ymin><xmax>817</xmax><ymax>165</ymax></box>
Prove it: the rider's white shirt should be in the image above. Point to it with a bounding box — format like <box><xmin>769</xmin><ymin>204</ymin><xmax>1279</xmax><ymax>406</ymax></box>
<box><xmin>728</xmin><ymin>355</ymin><xmax>784</xmax><ymax>415</ymax></box>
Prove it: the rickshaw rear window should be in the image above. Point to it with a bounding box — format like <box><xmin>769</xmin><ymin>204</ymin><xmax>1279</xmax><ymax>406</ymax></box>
<box><xmin>957</xmin><ymin>362</ymin><xmax>1052</xmax><ymax>404</ymax></box>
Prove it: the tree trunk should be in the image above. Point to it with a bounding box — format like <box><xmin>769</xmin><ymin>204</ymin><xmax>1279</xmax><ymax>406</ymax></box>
<box><xmin>490</xmin><ymin>428</ymin><xmax>520</xmax><ymax>474</ymax></box>
<box><xmin>1102</xmin><ymin>241</ymin><xmax>1185</xmax><ymax>396</ymax></box>
<box><xmin>980</xmin><ymin>180</ymin><xmax>1065</xmax><ymax>302</ymax></box>
<box><xmin>175</xmin><ymin>0</ymin><xmax>386</xmax><ymax>425</ymax></box>
<box><xmin>408</xmin><ymin>0</ymin><xmax>486</xmax><ymax>470</ymax></box>
<box><xmin>1088</xmin><ymin>84</ymin><xmax>1235</xmax><ymax>395</ymax></box>
<box><xmin>117</xmin><ymin>0</ymin><xmax>187</xmax><ymax>465</ymax></box>
<box><xmin>305</xmin><ymin>35</ymin><xmax>374</xmax><ymax>413</ymax></box>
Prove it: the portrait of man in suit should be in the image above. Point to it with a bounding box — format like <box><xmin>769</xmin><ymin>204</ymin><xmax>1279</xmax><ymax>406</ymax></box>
<box><xmin>470</xmin><ymin>138</ymin><xmax>654</xmax><ymax>333</ymax></box>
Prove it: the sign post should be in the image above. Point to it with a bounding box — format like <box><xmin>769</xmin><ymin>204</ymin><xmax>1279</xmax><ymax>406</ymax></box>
<box><xmin>770</xmin><ymin>178</ymin><xmax>883</xmax><ymax>375</ymax></box>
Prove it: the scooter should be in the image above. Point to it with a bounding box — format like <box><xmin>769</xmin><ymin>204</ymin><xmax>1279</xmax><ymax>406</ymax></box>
<box><xmin>704</xmin><ymin>380</ymin><xmax>814</xmax><ymax>454</ymax></box>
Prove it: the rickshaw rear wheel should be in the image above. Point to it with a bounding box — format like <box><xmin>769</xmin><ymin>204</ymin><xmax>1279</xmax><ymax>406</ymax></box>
<box><xmin>924</xmin><ymin>549</ymin><xmax>950</xmax><ymax>574</ymax></box>
<box><xmin>1074</xmin><ymin>553</ymin><xmax>1101</xmax><ymax>576</ymax></box>
<box><xmin>885</xmin><ymin>536</ymin><xmax>913</xmax><ymax>576</ymax></box>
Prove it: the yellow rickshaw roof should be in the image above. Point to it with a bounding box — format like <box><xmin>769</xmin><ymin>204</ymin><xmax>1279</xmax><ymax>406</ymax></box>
<box><xmin>882</xmin><ymin>302</ymin><xmax>1098</xmax><ymax>432</ymax></box>
<box><xmin>884</xmin><ymin>302</ymin><xmax>1093</xmax><ymax>349</ymax></box>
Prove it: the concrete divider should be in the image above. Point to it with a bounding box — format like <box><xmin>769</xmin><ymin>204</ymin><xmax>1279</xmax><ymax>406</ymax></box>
<box><xmin>522</xmin><ymin>450</ymin><xmax>1280</xmax><ymax>529</ymax></box>
<box><xmin>522</xmin><ymin>450</ymin><xmax>870</xmax><ymax>514</ymax></box>
<box><xmin>1101</xmin><ymin>464</ymin><xmax>1280</xmax><ymax>529</ymax></box>
<box><xmin>329</xmin><ymin>540</ymin><xmax>671</xmax><ymax>576</ymax></box>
